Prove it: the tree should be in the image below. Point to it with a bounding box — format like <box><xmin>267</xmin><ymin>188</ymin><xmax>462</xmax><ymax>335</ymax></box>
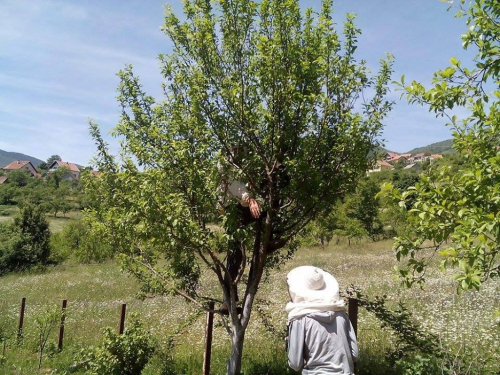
<box><xmin>46</xmin><ymin>166</ymin><xmax>71</xmax><ymax>189</ymax></box>
<box><xmin>305</xmin><ymin>178</ymin><xmax>383</xmax><ymax>245</ymax></box>
<box><xmin>46</xmin><ymin>155</ymin><xmax>62</xmax><ymax>166</ymax></box>
<box><xmin>7</xmin><ymin>169</ymin><xmax>31</xmax><ymax>187</ymax></box>
<box><xmin>333</xmin><ymin>214</ymin><xmax>367</xmax><ymax>247</ymax></box>
<box><xmin>85</xmin><ymin>1</ymin><xmax>393</xmax><ymax>373</ymax></box>
<box><xmin>50</xmin><ymin>220</ymin><xmax>113</xmax><ymax>263</ymax></box>
<box><xmin>0</xmin><ymin>184</ymin><xmax>18</xmax><ymax>205</ymax></box>
<box><xmin>346</xmin><ymin>177</ymin><xmax>383</xmax><ymax>240</ymax></box>
<box><xmin>301</xmin><ymin>204</ymin><xmax>340</xmax><ymax>248</ymax></box>
<box><xmin>386</xmin><ymin>0</ymin><xmax>500</xmax><ymax>291</ymax></box>
<box><xmin>0</xmin><ymin>204</ymin><xmax>51</xmax><ymax>274</ymax></box>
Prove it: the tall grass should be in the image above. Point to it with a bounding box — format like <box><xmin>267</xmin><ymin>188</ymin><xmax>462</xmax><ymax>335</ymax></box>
<box><xmin>0</xmin><ymin>239</ymin><xmax>498</xmax><ymax>374</ymax></box>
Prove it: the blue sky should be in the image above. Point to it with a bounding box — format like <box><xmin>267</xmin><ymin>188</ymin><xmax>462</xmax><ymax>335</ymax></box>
<box><xmin>0</xmin><ymin>0</ymin><xmax>475</xmax><ymax>166</ymax></box>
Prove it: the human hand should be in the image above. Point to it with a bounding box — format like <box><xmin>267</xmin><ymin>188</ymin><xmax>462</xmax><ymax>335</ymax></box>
<box><xmin>248</xmin><ymin>198</ymin><xmax>261</xmax><ymax>219</ymax></box>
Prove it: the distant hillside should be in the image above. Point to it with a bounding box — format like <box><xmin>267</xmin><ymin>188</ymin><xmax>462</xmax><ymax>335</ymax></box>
<box><xmin>406</xmin><ymin>139</ymin><xmax>455</xmax><ymax>155</ymax></box>
<box><xmin>0</xmin><ymin>149</ymin><xmax>44</xmax><ymax>168</ymax></box>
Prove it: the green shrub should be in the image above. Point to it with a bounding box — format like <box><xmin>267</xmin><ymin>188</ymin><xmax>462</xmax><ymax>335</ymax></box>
<box><xmin>84</xmin><ymin>314</ymin><xmax>155</xmax><ymax>375</ymax></box>
<box><xmin>50</xmin><ymin>219</ymin><xmax>113</xmax><ymax>264</ymax></box>
<box><xmin>0</xmin><ymin>204</ymin><xmax>51</xmax><ymax>275</ymax></box>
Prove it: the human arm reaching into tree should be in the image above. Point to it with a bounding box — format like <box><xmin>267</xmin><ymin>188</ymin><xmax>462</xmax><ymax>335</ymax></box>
<box><xmin>222</xmin><ymin>176</ymin><xmax>261</xmax><ymax>219</ymax></box>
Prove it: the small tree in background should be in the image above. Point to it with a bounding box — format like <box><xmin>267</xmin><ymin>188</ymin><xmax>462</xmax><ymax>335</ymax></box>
<box><xmin>37</xmin><ymin>162</ymin><xmax>48</xmax><ymax>171</ymax></box>
<box><xmin>85</xmin><ymin>0</ymin><xmax>393</xmax><ymax>372</ymax></box>
<box><xmin>46</xmin><ymin>155</ymin><xmax>62</xmax><ymax>167</ymax></box>
<box><xmin>0</xmin><ymin>204</ymin><xmax>51</xmax><ymax>274</ymax></box>
<box><xmin>6</xmin><ymin>170</ymin><xmax>31</xmax><ymax>187</ymax></box>
<box><xmin>46</xmin><ymin>166</ymin><xmax>71</xmax><ymax>189</ymax></box>
<box><xmin>346</xmin><ymin>177</ymin><xmax>383</xmax><ymax>240</ymax></box>
<box><xmin>50</xmin><ymin>220</ymin><xmax>113</xmax><ymax>264</ymax></box>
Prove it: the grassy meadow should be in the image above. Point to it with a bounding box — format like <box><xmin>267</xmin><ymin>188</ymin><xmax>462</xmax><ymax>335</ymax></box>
<box><xmin>0</xmin><ymin>238</ymin><xmax>499</xmax><ymax>374</ymax></box>
<box><xmin>0</xmin><ymin>205</ymin><xmax>81</xmax><ymax>233</ymax></box>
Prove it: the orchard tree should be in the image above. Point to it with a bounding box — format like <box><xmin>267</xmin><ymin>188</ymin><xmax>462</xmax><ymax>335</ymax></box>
<box><xmin>46</xmin><ymin>166</ymin><xmax>71</xmax><ymax>189</ymax></box>
<box><xmin>386</xmin><ymin>0</ymin><xmax>500</xmax><ymax>291</ymax></box>
<box><xmin>37</xmin><ymin>162</ymin><xmax>48</xmax><ymax>171</ymax></box>
<box><xmin>46</xmin><ymin>155</ymin><xmax>62</xmax><ymax>166</ymax></box>
<box><xmin>7</xmin><ymin>169</ymin><xmax>31</xmax><ymax>187</ymax></box>
<box><xmin>346</xmin><ymin>177</ymin><xmax>383</xmax><ymax>240</ymax></box>
<box><xmin>85</xmin><ymin>0</ymin><xmax>393</xmax><ymax>373</ymax></box>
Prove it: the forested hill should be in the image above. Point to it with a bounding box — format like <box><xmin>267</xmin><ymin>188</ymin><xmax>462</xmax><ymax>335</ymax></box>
<box><xmin>0</xmin><ymin>149</ymin><xmax>44</xmax><ymax>168</ymax></box>
<box><xmin>406</xmin><ymin>139</ymin><xmax>455</xmax><ymax>155</ymax></box>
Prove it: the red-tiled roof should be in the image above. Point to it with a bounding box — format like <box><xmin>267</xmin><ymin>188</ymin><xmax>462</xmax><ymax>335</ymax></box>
<box><xmin>50</xmin><ymin>160</ymin><xmax>81</xmax><ymax>173</ymax></box>
<box><xmin>0</xmin><ymin>176</ymin><xmax>8</xmax><ymax>184</ymax></box>
<box><xmin>385</xmin><ymin>152</ymin><xmax>399</xmax><ymax>159</ymax></box>
<box><xmin>2</xmin><ymin>160</ymin><xmax>30</xmax><ymax>170</ymax></box>
<box><xmin>377</xmin><ymin>160</ymin><xmax>394</xmax><ymax>168</ymax></box>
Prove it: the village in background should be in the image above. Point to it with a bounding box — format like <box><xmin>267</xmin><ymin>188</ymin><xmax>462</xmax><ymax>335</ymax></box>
<box><xmin>0</xmin><ymin>155</ymin><xmax>99</xmax><ymax>185</ymax></box>
<box><xmin>0</xmin><ymin>138</ymin><xmax>452</xmax><ymax>184</ymax></box>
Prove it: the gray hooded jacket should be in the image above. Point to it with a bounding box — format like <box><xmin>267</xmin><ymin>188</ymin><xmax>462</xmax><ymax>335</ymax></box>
<box><xmin>287</xmin><ymin>311</ymin><xmax>358</xmax><ymax>374</ymax></box>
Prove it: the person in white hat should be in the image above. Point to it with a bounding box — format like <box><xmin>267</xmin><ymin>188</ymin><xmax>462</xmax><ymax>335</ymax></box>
<box><xmin>285</xmin><ymin>266</ymin><xmax>358</xmax><ymax>374</ymax></box>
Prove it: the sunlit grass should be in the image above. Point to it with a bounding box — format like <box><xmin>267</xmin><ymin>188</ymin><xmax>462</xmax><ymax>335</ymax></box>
<box><xmin>46</xmin><ymin>210</ymin><xmax>82</xmax><ymax>233</ymax></box>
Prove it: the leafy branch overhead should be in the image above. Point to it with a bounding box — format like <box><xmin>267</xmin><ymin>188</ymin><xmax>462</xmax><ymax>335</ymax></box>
<box><xmin>386</xmin><ymin>0</ymin><xmax>500</xmax><ymax>291</ymax></box>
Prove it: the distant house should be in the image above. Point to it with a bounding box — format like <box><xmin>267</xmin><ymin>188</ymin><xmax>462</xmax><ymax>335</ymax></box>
<box><xmin>384</xmin><ymin>152</ymin><xmax>400</xmax><ymax>162</ymax></box>
<box><xmin>368</xmin><ymin>160</ymin><xmax>394</xmax><ymax>173</ymax></box>
<box><xmin>0</xmin><ymin>176</ymin><xmax>8</xmax><ymax>184</ymax></box>
<box><xmin>410</xmin><ymin>153</ymin><xmax>426</xmax><ymax>162</ymax></box>
<box><xmin>403</xmin><ymin>163</ymin><xmax>421</xmax><ymax>172</ymax></box>
<box><xmin>383</xmin><ymin>152</ymin><xmax>412</xmax><ymax>166</ymax></box>
<box><xmin>409</xmin><ymin>153</ymin><xmax>443</xmax><ymax>163</ymax></box>
<box><xmin>1</xmin><ymin>160</ymin><xmax>40</xmax><ymax>178</ymax></box>
<box><xmin>47</xmin><ymin>160</ymin><xmax>81</xmax><ymax>180</ymax></box>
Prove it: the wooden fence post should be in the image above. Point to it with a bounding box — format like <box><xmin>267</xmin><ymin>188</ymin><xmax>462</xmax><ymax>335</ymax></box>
<box><xmin>17</xmin><ymin>297</ymin><xmax>26</xmax><ymax>342</ymax></box>
<box><xmin>58</xmin><ymin>299</ymin><xmax>67</xmax><ymax>351</ymax></box>
<box><xmin>348</xmin><ymin>297</ymin><xmax>358</xmax><ymax>337</ymax></box>
<box><xmin>203</xmin><ymin>302</ymin><xmax>215</xmax><ymax>375</ymax></box>
<box><xmin>119</xmin><ymin>304</ymin><xmax>127</xmax><ymax>334</ymax></box>
<box><xmin>348</xmin><ymin>297</ymin><xmax>358</xmax><ymax>374</ymax></box>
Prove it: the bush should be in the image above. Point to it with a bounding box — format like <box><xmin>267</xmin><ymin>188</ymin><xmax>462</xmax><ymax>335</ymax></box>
<box><xmin>84</xmin><ymin>314</ymin><xmax>155</xmax><ymax>375</ymax></box>
<box><xmin>50</xmin><ymin>219</ymin><xmax>114</xmax><ymax>264</ymax></box>
<box><xmin>0</xmin><ymin>185</ymin><xmax>18</xmax><ymax>205</ymax></box>
<box><xmin>0</xmin><ymin>204</ymin><xmax>51</xmax><ymax>275</ymax></box>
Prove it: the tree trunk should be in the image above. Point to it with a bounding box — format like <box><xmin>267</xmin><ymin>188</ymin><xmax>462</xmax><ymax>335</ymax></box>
<box><xmin>225</xmin><ymin>218</ymin><xmax>268</xmax><ymax>374</ymax></box>
<box><xmin>227</xmin><ymin>328</ymin><xmax>245</xmax><ymax>375</ymax></box>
